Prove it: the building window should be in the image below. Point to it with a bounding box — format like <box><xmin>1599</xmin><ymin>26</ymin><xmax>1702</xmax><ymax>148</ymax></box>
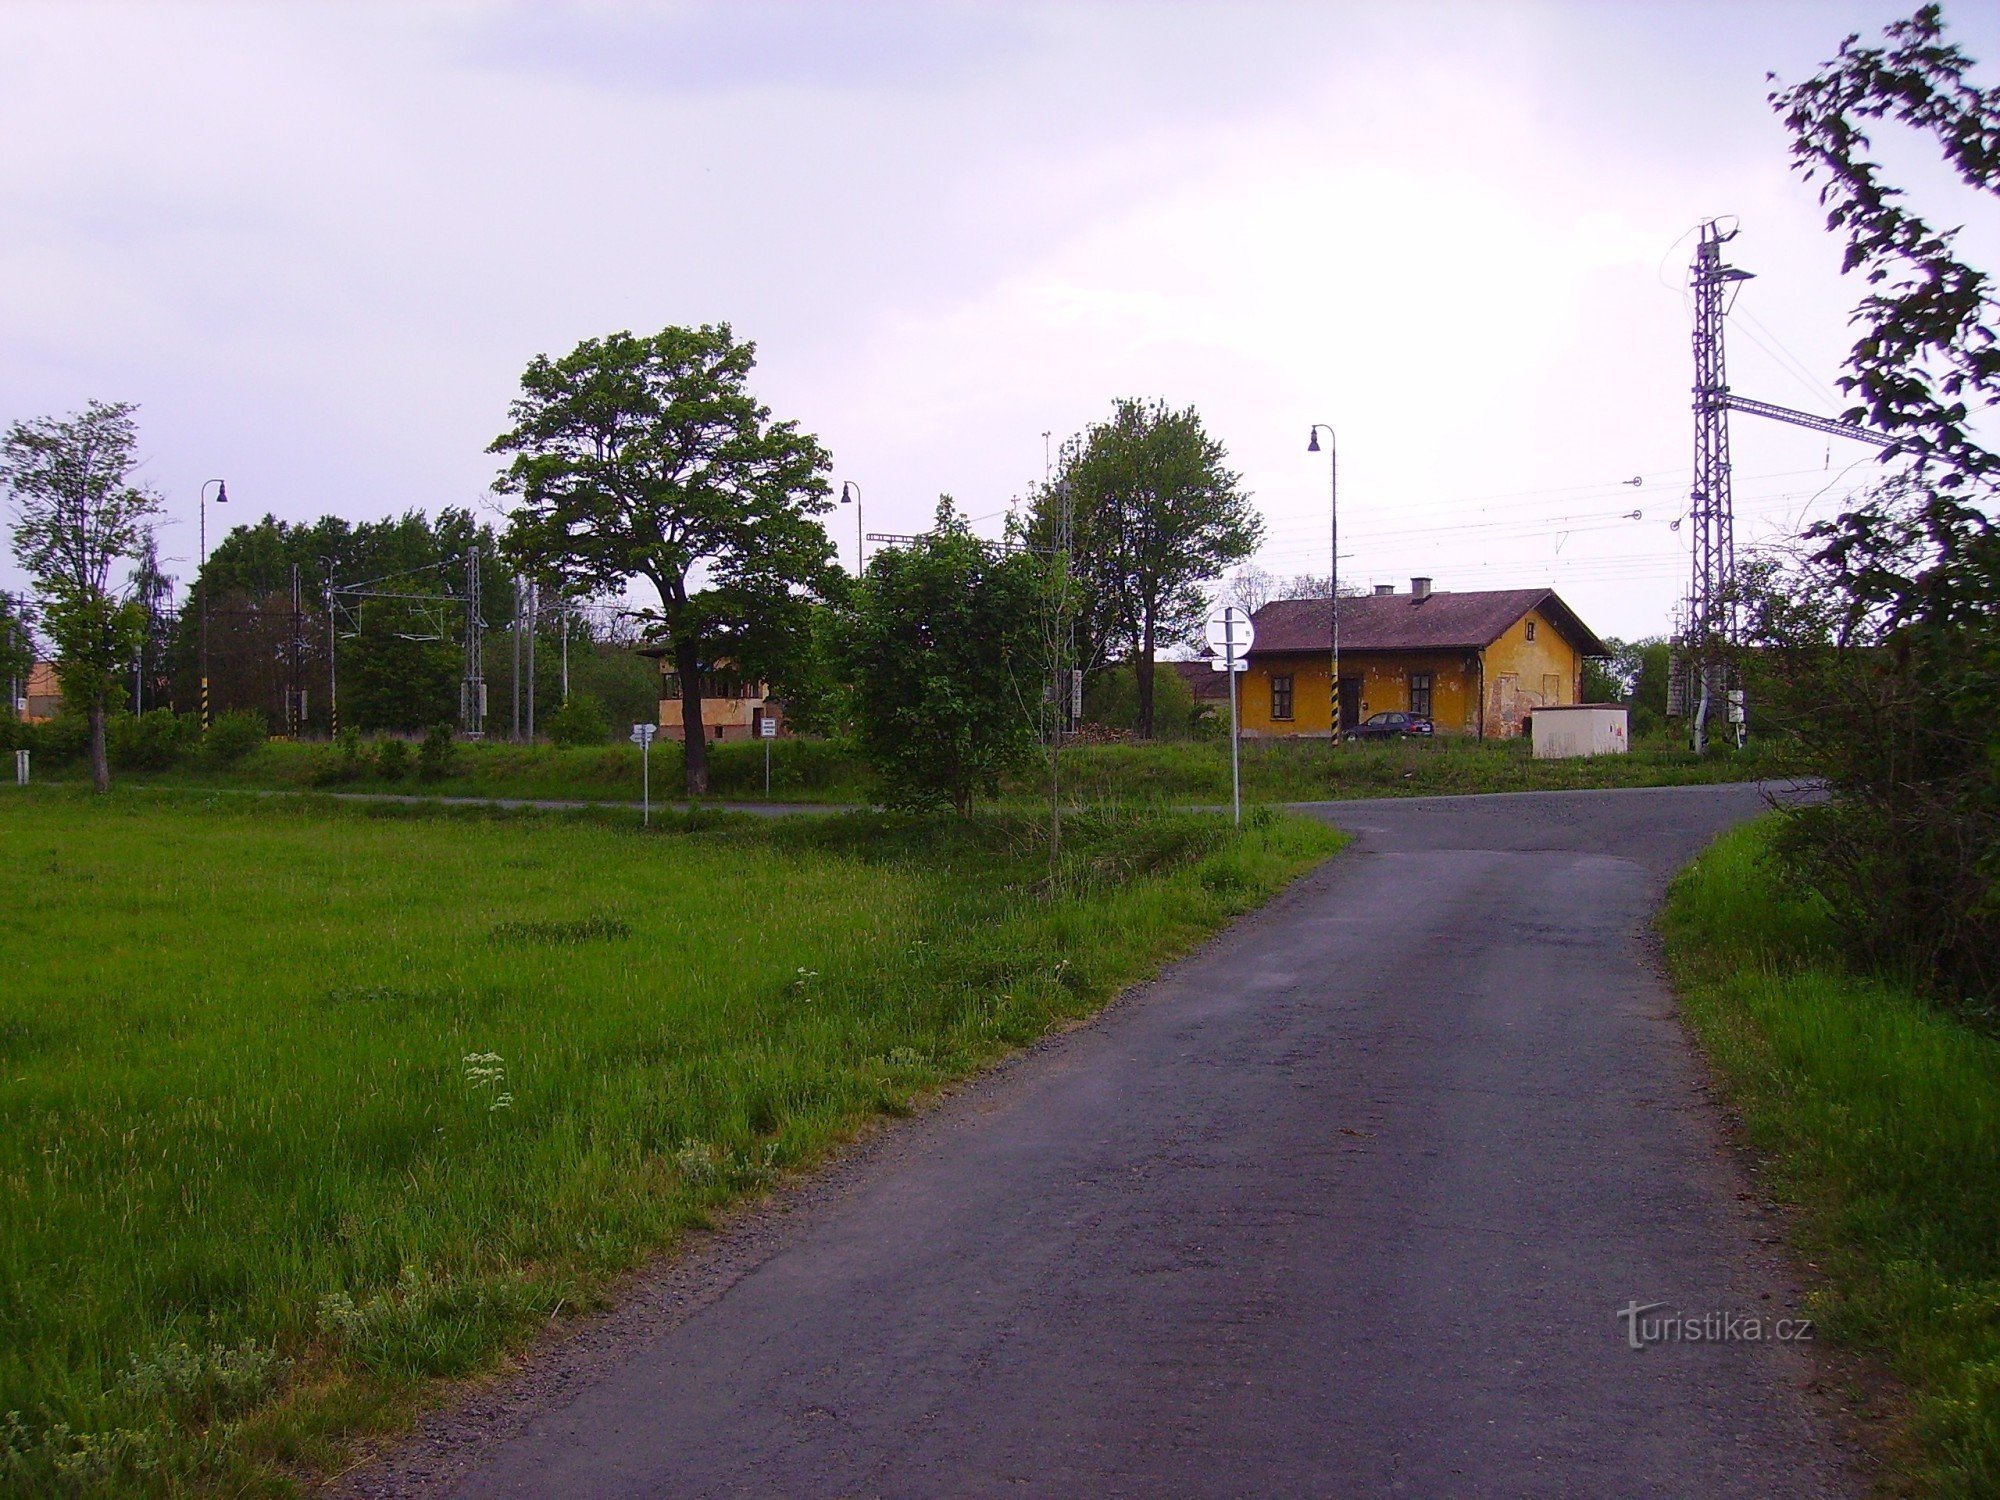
<box><xmin>1409</xmin><ymin>672</ymin><xmax>1432</xmax><ymax>718</ymax></box>
<box><xmin>1270</xmin><ymin>674</ymin><xmax>1294</xmax><ymax>721</ymax></box>
<box><xmin>1525</xmin><ymin>620</ymin><xmax>1537</xmax><ymax>642</ymax></box>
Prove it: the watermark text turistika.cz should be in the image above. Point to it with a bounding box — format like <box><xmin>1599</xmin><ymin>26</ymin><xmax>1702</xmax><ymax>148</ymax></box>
<box><xmin>1617</xmin><ymin>1302</ymin><xmax>1814</xmax><ymax>1351</ymax></box>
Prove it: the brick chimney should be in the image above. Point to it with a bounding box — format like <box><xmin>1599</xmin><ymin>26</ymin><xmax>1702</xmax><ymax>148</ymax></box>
<box><xmin>1411</xmin><ymin>576</ymin><xmax>1433</xmax><ymax>600</ymax></box>
<box><xmin>1373</xmin><ymin>583</ymin><xmax>1395</xmax><ymax>596</ymax></box>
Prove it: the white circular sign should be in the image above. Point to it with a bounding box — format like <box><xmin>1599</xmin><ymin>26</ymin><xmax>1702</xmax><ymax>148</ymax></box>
<box><xmin>1203</xmin><ymin>606</ymin><xmax>1256</xmax><ymax>659</ymax></box>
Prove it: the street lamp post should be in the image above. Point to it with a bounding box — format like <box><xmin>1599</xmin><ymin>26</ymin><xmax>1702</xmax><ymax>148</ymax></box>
<box><xmin>198</xmin><ymin>478</ymin><xmax>228</xmax><ymax>730</ymax></box>
<box><xmin>839</xmin><ymin>480</ymin><xmax>863</xmax><ymax>576</ymax></box>
<box><xmin>1306</xmin><ymin>426</ymin><xmax>1338</xmax><ymax>742</ymax></box>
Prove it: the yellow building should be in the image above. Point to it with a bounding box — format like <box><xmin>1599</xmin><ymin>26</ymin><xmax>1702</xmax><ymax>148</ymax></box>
<box><xmin>1239</xmin><ymin>580</ymin><xmax>1607</xmax><ymax>739</ymax></box>
<box><xmin>655</xmin><ymin>661</ymin><xmax>784</xmax><ymax>743</ymax></box>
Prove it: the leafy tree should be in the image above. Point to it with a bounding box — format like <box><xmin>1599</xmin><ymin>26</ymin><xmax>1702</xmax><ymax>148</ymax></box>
<box><xmin>1082</xmin><ymin>662</ymin><xmax>1200</xmax><ymax>738</ymax></box>
<box><xmin>1757</xmin><ymin>5</ymin><xmax>2000</xmax><ymax>1004</ymax></box>
<box><xmin>181</xmin><ymin>507</ymin><xmax>512</xmax><ymax>734</ymax></box>
<box><xmin>344</xmin><ymin>594</ymin><xmax>459</xmax><ymax>732</ymax></box>
<box><xmin>1</xmin><ymin>401</ymin><xmax>161</xmax><ymax>791</ymax></box>
<box><xmin>491</xmin><ymin>324</ymin><xmax>834</xmax><ymax>794</ymax></box>
<box><xmin>0</xmin><ymin>591</ymin><xmax>34</xmax><ymax>698</ymax></box>
<box><xmin>840</xmin><ymin>499</ymin><xmax>1049</xmax><ymax>814</ymax></box>
<box><xmin>1026</xmin><ymin>400</ymin><xmax>1261</xmax><ymax>738</ymax></box>
<box><xmin>545</xmin><ymin>689</ymin><xmax>612</xmax><ymax>746</ymax></box>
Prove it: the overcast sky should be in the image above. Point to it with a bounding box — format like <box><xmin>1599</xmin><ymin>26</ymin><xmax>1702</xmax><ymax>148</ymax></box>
<box><xmin>3</xmin><ymin>0</ymin><xmax>1996</xmax><ymax>642</ymax></box>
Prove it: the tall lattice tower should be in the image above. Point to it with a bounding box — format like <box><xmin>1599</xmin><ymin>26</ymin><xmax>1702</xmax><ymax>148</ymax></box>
<box><xmin>1683</xmin><ymin>220</ymin><xmax>1754</xmax><ymax>750</ymax></box>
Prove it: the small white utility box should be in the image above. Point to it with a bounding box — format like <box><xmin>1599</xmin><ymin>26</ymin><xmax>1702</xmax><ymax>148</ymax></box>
<box><xmin>1531</xmin><ymin>704</ymin><xmax>1629</xmax><ymax>759</ymax></box>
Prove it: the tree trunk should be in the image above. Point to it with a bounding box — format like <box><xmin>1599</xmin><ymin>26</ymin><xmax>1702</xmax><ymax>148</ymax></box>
<box><xmin>1136</xmin><ymin>615</ymin><xmax>1157</xmax><ymax>739</ymax></box>
<box><xmin>88</xmin><ymin>697</ymin><xmax>110</xmax><ymax>794</ymax></box>
<box><xmin>675</xmin><ymin>638</ymin><xmax>709</xmax><ymax>797</ymax></box>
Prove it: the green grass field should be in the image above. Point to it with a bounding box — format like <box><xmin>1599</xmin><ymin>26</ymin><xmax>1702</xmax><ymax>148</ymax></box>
<box><xmin>0</xmin><ymin>789</ymin><xmax>1338</xmax><ymax>1495</ymax></box>
<box><xmin>1664</xmin><ymin>820</ymin><xmax>2000</xmax><ymax>1497</ymax></box>
<box><xmin>40</xmin><ymin>728</ymin><xmax>1803</xmax><ymax>810</ymax></box>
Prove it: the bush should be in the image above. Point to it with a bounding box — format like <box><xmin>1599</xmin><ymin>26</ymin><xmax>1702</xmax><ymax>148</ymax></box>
<box><xmin>22</xmin><ymin>713</ymin><xmax>90</xmax><ymax>765</ymax></box>
<box><xmin>373</xmin><ymin>738</ymin><xmax>411</xmax><ymax>780</ymax></box>
<box><xmin>417</xmin><ymin>723</ymin><xmax>457</xmax><ymax>783</ymax></box>
<box><xmin>108</xmin><ymin>710</ymin><xmax>195</xmax><ymax>771</ymax></box>
<box><xmin>203</xmin><ymin>709</ymin><xmax>267</xmax><ymax>769</ymax></box>
<box><xmin>310</xmin><ymin>728</ymin><xmax>366</xmax><ymax>787</ymax></box>
<box><xmin>545</xmin><ymin>691</ymin><xmax>611</xmax><ymax>747</ymax></box>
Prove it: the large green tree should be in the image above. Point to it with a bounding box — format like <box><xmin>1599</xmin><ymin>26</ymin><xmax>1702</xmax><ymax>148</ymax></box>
<box><xmin>1</xmin><ymin>401</ymin><xmax>160</xmax><ymax>791</ymax></box>
<box><xmin>491</xmin><ymin>324</ymin><xmax>833</xmax><ymax>794</ymax></box>
<box><xmin>1026</xmin><ymin>399</ymin><xmax>1261</xmax><ymax>738</ymax></box>
<box><xmin>841</xmin><ymin>499</ymin><xmax>1049</xmax><ymax>814</ymax></box>
<box><xmin>1757</xmin><ymin>4</ymin><xmax>2000</xmax><ymax>1002</ymax></box>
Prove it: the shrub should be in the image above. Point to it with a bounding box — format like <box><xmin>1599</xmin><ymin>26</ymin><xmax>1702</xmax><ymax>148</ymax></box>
<box><xmin>373</xmin><ymin>738</ymin><xmax>411</xmax><ymax>780</ymax></box>
<box><xmin>545</xmin><ymin>691</ymin><xmax>611</xmax><ymax>747</ymax></box>
<box><xmin>417</xmin><ymin>723</ymin><xmax>457</xmax><ymax>783</ymax></box>
<box><xmin>108</xmin><ymin>710</ymin><xmax>195</xmax><ymax>771</ymax></box>
<box><xmin>23</xmin><ymin>713</ymin><xmax>90</xmax><ymax>765</ymax></box>
<box><xmin>310</xmin><ymin>728</ymin><xmax>366</xmax><ymax>787</ymax></box>
<box><xmin>203</xmin><ymin>709</ymin><xmax>267</xmax><ymax>768</ymax></box>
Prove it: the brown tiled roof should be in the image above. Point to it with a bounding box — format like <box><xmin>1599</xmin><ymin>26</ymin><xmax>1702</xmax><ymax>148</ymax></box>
<box><xmin>1248</xmin><ymin>589</ymin><xmax>1607</xmax><ymax>657</ymax></box>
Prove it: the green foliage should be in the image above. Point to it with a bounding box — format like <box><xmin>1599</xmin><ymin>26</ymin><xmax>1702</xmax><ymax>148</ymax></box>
<box><xmin>311</xmin><ymin>728</ymin><xmax>367</xmax><ymax>787</ymax></box>
<box><xmin>841</xmin><ymin>499</ymin><xmax>1051</xmax><ymax>813</ymax></box>
<box><xmin>567</xmin><ymin>644</ymin><xmax>661</xmax><ymax>730</ymax></box>
<box><xmin>417</xmin><ymin>723</ymin><xmax>458</xmax><ymax>783</ymax></box>
<box><xmin>546</xmin><ymin>690</ymin><xmax>612</xmax><ymax>746</ymax></box>
<box><xmin>0</xmin><ymin>792</ymin><xmax>1335</xmax><ymax>1491</ymax></box>
<box><xmin>372</xmin><ymin>737</ymin><xmax>411</xmax><ymax>780</ymax></box>
<box><xmin>346</xmin><ymin>595</ymin><xmax>459</xmax><ymax>734</ymax></box>
<box><xmin>491</xmin><ymin>323</ymin><xmax>835</xmax><ymax>795</ymax></box>
<box><xmin>1667</xmin><ymin>818</ymin><xmax>2000</xmax><ymax>1495</ymax></box>
<box><xmin>107</xmin><ymin>709</ymin><xmax>196</xmax><ymax>771</ymax></box>
<box><xmin>203</xmin><ymin>709</ymin><xmax>266</xmax><ymax>769</ymax></box>
<box><xmin>1758</xmin><ymin>9</ymin><xmax>2000</xmax><ymax>1006</ymax></box>
<box><xmin>1025</xmin><ymin>398</ymin><xmax>1262</xmax><ymax>736</ymax></box>
<box><xmin>1082</xmin><ymin>661</ymin><xmax>1200</xmax><ymax>738</ymax></box>
<box><xmin>0</xmin><ymin>591</ymin><xmax>32</xmax><ymax>688</ymax></box>
<box><xmin>2</xmin><ymin>401</ymin><xmax>164</xmax><ymax>793</ymax></box>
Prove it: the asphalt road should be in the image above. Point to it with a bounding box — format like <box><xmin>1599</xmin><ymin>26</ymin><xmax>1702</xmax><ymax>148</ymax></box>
<box><xmin>375</xmin><ymin>781</ymin><xmax>1856</xmax><ymax>1499</ymax></box>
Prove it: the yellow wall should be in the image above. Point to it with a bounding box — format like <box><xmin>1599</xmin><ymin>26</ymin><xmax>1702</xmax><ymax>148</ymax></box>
<box><xmin>1481</xmin><ymin>606</ymin><xmax>1585</xmax><ymax>736</ymax></box>
<box><xmin>1236</xmin><ymin>605</ymin><xmax>1590</xmax><ymax>738</ymax></box>
<box><xmin>1239</xmin><ymin>651</ymin><xmax>1479</xmax><ymax>736</ymax></box>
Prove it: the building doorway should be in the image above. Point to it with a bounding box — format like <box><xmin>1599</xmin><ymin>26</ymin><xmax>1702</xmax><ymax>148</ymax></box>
<box><xmin>1337</xmin><ymin>676</ymin><xmax>1362</xmax><ymax>734</ymax></box>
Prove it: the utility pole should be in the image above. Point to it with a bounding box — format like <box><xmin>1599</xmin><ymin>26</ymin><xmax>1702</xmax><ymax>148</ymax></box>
<box><xmin>525</xmin><ymin>580</ymin><xmax>537</xmax><ymax>740</ymax></box>
<box><xmin>1684</xmin><ymin>222</ymin><xmax>1751</xmax><ymax>753</ymax></box>
<box><xmin>461</xmin><ymin>547</ymin><xmax>485</xmax><ymax>736</ymax></box>
<box><xmin>1678</xmin><ymin>220</ymin><xmax>1896</xmax><ymax>752</ymax></box>
<box><xmin>511</xmin><ymin>575</ymin><xmax>523</xmax><ymax>741</ymax></box>
<box><xmin>288</xmin><ymin>563</ymin><xmax>304</xmax><ymax>735</ymax></box>
<box><xmin>321</xmin><ymin>559</ymin><xmax>339</xmax><ymax>737</ymax></box>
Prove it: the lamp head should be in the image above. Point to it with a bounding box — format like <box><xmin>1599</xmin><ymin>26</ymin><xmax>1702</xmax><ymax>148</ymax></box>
<box><xmin>840</xmin><ymin>481</ymin><xmax>855</xmax><ymax>504</ymax></box>
<box><xmin>1306</xmin><ymin>430</ymin><xmax>1320</xmax><ymax>453</ymax></box>
<box><xmin>216</xmin><ymin>480</ymin><xmax>228</xmax><ymax>504</ymax></box>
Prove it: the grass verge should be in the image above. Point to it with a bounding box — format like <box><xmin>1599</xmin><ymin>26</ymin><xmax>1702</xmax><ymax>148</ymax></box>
<box><xmin>35</xmin><ymin>730</ymin><xmax>1801</xmax><ymax>809</ymax></box>
<box><xmin>0</xmin><ymin>788</ymin><xmax>1339</xmax><ymax>1496</ymax></box>
<box><xmin>1662</xmin><ymin>817</ymin><xmax>2000</xmax><ymax>1497</ymax></box>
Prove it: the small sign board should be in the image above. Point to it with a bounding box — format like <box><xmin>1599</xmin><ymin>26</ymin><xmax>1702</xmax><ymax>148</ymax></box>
<box><xmin>758</xmin><ymin>716</ymin><xmax>777</xmax><ymax>738</ymax></box>
<box><xmin>630</xmin><ymin>723</ymin><xmax>657</xmax><ymax>745</ymax></box>
<box><xmin>1203</xmin><ymin>606</ymin><xmax>1256</xmax><ymax>660</ymax></box>
<box><xmin>1209</xmin><ymin>656</ymin><xmax>1249</xmax><ymax>672</ymax></box>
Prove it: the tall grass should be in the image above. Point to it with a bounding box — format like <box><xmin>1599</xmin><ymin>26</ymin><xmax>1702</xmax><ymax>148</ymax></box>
<box><xmin>1663</xmin><ymin>820</ymin><xmax>2000</xmax><ymax>1496</ymax></box>
<box><xmin>0</xmin><ymin>790</ymin><xmax>1337</xmax><ymax>1495</ymax></box>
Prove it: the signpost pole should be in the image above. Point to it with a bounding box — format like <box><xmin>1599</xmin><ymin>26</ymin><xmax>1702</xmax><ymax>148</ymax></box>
<box><xmin>643</xmin><ymin>732</ymin><xmax>650</xmax><ymax>827</ymax></box>
<box><xmin>1226</xmin><ymin>613</ymin><xmax>1242</xmax><ymax>827</ymax></box>
<box><xmin>764</xmin><ymin>732</ymin><xmax>771</xmax><ymax>796</ymax></box>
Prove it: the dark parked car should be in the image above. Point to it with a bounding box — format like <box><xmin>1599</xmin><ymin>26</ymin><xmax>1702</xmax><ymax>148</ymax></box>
<box><xmin>1350</xmin><ymin>711</ymin><xmax>1434</xmax><ymax>741</ymax></box>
